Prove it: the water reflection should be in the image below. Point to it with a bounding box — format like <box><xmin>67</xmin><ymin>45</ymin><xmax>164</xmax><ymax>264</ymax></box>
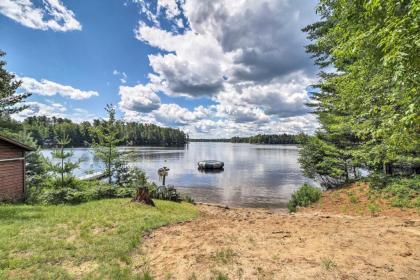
<box><xmin>42</xmin><ymin>143</ymin><xmax>317</xmax><ymax>208</ymax></box>
<box><xmin>197</xmin><ymin>168</ymin><xmax>224</xmax><ymax>174</ymax></box>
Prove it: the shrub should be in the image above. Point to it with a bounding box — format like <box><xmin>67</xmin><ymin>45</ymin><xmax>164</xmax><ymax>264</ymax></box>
<box><xmin>182</xmin><ymin>195</ymin><xmax>196</xmax><ymax>204</ymax></box>
<box><xmin>288</xmin><ymin>183</ymin><xmax>322</xmax><ymax>212</ymax></box>
<box><xmin>368</xmin><ymin>203</ymin><xmax>380</xmax><ymax>216</ymax></box>
<box><xmin>36</xmin><ymin>187</ymin><xmax>87</xmax><ymax>205</ymax></box>
<box><xmin>368</xmin><ymin>173</ymin><xmax>389</xmax><ymax>190</ymax></box>
<box><xmin>382</xmin><ymin>175</ymin><xmax>420</xmax><ymax>208</ymax></box>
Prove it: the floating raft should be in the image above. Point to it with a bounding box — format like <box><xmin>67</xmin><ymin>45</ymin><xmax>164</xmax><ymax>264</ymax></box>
<box><xmin>198</xmin><ymin>160</ymin><xmax>224</xmax><ymax>170</ymax></box>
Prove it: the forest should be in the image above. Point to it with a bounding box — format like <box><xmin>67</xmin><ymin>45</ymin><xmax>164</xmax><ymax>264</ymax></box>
<box><xmin>299</xmin><ymin>0</ymin><xmax>419</xmax><ymax>192</ymax></box>
<box><xmin>0</xmin><ymin>115</ymin><xmax>188</xmax><ymax>147</ymax></box>
<box><xmin>190</xmin><ymin>134</ymin><xmax>305</xmax><ymax>144</ymax></box>
<box><xmin>231</xmin><ymin>134</ymin><xmax>305</xmax><ymax>144</ymax></box>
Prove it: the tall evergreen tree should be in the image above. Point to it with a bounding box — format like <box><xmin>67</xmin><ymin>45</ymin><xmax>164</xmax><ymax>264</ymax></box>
<box><xmin>47</xmin><ymin>135</ymin><xmax>80</xmax><ymax>189</ymax></box>
<box><xmin>92</xmin><ymin>104</ymin><xmax>121</xmax><ymax>184</ymax></box>
<box><xmin>300</xmin><ymin>0</ymin><xmax>419</xmax><ymax>185</ymax></box>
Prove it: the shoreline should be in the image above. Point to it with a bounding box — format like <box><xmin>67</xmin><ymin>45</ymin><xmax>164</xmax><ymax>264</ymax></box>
<box><xmin>135</xmin><ymin>183</ymin><xmax>420</xmax><ymax>279</ymax></box>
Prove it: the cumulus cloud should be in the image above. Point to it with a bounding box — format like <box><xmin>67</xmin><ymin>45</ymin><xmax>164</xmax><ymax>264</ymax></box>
<box><xmin>137</xmin><ymin>24</ymin><xmax>226</xmax><ymax>97</ymax></box>
<box><xmin>19</xmin><ymin>76</ymin><xmax>99</xmax><ymax>100</ymax></box>
<box><xmin>12</xmin><ymin>101</ymin><xmax>66</xmax><ymax>121</ymax></box>
<box><xmin>119</xmin><ymin>84</ymin><xmax>161</xmax><ymax>113</ymax></box>
<box><xmin>122</xmin><ymin>0</ymin><xmax>319</xmax><ymax>137</ymax></box>
<box><xmin>13</xmin><ymin>102</ymin><xmax>99</xmax><ymax>123</ymax></box>
<box><xmin>0</xmin><ymin>0</ymin><xmax>81</xmax><ymax>31</ymax></box>
<box><xmin>153</xmin><ymin>104</ymin><xmax>209</xmax><ymax>126</ymax></box>
<box><xmin>216</xmin><ymin>71</ymin><xmax>314</xmax><ymax>118</ymax></box>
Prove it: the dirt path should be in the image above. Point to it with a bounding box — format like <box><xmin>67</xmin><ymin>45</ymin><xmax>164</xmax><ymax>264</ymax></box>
<box><xmin>133</xmin><ymin>204</ymin><xmax>420</xmax><ymax>280</ymax></box>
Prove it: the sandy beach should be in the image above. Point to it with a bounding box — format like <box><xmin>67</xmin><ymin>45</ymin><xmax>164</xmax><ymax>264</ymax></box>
<box><xmin>133</xmin><ymin>185</ymin><xmax>420</xmax><ymax>280</ymax></box>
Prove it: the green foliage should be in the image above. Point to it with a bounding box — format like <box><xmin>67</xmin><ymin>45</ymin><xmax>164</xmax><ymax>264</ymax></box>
<box><xmin>213</xmin><ymin>248</ymin><xmax>235</xmax><ymax>264</ymax></box>
<box><xmin>181</xmin><ymin>194</ymin><xmax>195</xmax><ymax>204</ymax></box>
<box><xmin>300</xmin><ymin>0</ymin><xmax>419</xmax><ymax>188</ymax></box>
<box><xmin>0</xmin><ymin>50</ymin><xmax>31</xmax><ymax>115</ymax></box>
<box><xmin>368</xmin><ymin>175</ymin><xmax>419</xmax><ymax>208</ymax></box>
<box><xmin>92</xmin><ymin>104</ymin><xmax>121</xmax><ymax>184</ymax></box>
<box><xmin>46</xmin><ymin>135</ymin><xmax>81</xmax><ymax>189</ymax></box>
<box><xmin>230</xmin><ymin>133</ymin><xmax>305</xmax><ymax>144</ymax></box>
<box><xmin>115</xmin><ymin>162</ymin><xmax>148</xmax><ymax>188</ymax></box>
<box><xmin>348</xmin><ymin>192</ymin><xmax>358</xmax><ymax>204</ymax></box>
<box><xmin>212</xmin><ymin>271</ymin><xmax>229</xmax><ymax>280</ymax></box>
<box><xmin>0</xmin><ymin>130</ymin><xmax>46</xmax><ymax>190</ymax></box>
<box><xmin>383</xmin><ymin>176</ymin><xmax>420</xmax><ymax>208</ymax></box>
<box><xmin>0</xmin><ymin>199</ymin><xmax>197</xmax><ymax>279</ymax></box>
<box><xmin>154</xmin><ymin>185</ymin><xmax>180</xmax><ymax>202</ymax></box>
<box><xmin>321</xmin><ymin>258</ymin><xmax>337</xmax><ymax>271</ymax></box>
<box><xmin>299</xmin><ymin>135</ymin><xmax>355</xmax><ymax>187</ymax></box>
<box><xmin>18</xmin><ymin>115</ymin><xmax>187</xmax><ymax>148</ymax></box>
<box><xmin>288</xmin><ymin>183</ymin><xmax>322</xmax><ymax>212</ymax></box>
<box><xmin>368</xmin><ymin>203</ymin><xmax>380</xmax><ymax>217</ymax></box>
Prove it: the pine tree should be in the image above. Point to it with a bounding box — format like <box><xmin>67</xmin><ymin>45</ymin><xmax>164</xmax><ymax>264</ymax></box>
<box><xmin>48</xmin><ymin>135</ymin><xmax>80</xmax><ymax>188</ymax></box>
<box><xmin>0</xmin><ymin>50</ymin><xmax>31</xmax><ymax>115</ymax></box>
<box><xmin>92</xmin><ymin>104</ymin><xmax>121</xmax><ymax>184</ymax></box>
<box><xmin>300</xmin><ymin>0</ymin><xmax>419</xmax><ymax>183</ymax></box>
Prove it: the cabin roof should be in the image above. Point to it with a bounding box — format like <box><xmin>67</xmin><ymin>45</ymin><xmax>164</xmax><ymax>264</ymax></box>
<box><xmin>0</xmin><ymin>134</ymin><xmax>35</xmax><ymax>151</ymax></box>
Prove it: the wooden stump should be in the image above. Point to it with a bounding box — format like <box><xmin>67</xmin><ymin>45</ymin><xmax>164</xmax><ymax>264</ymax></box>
<box><xmin>132</xmin><ymin>187</ymin><xmax>155</xmax><ymax>206</ymax></box>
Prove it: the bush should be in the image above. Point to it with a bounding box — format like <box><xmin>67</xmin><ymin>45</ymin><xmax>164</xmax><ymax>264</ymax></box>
<box><xmin>368</xmin><ymin>203</ymin><xmax>380</xmax><ymax>217</ymax></box>
<box><xmin>26</xmin><ymin>163</ymin><xmax>196</xmax><ymax>205</ymax></box>
<box><xmin>288</xmin><ymin>183</ymin><xmax>322</xmax><ymax>212</ymax></box>
<box><xmin>375</xmin><ymin>175</ymin><xmax>420</xmax><ymax>208</ymax></box>
<box><xmin>368</xmin><ymin>173</ymin><xmax>390</xmax><ymax>189</ymax></box>
<box><xmin>35</xmin><ymin>188</ymin><xmax>87</xmax><ymax>205</ymax></box>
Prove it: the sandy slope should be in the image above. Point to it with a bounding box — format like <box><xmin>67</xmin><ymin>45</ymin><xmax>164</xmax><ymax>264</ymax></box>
<box><xmin>133</xmin><ymin>203</ymin><xmax>420</xmax><ymax>280</ymax></box>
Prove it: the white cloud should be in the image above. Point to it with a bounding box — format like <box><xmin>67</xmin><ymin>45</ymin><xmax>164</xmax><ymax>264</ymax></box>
<box><xmin>123</xmin><ymin>0</ymin><xmax>320</xmax><ymax>137</ymax></box>
<box><xmin>153</xmin><ymin>103</ymin><xmax>209</xmax><ymax>126</ymax></box>
<box><xmin>215</xmin><ymin>71</ymin><xmax>314</xmax><ymax>118</ymax></box>
<box><xmin>12</xmin><ymin>101</ymin><xmax>66</xmax><ymax>121</ymax></box>
<box><xmin>19</xmin><ymin>76</ymin><xmax>99</xmax><ymax>100</ymax></box>
<box><xmin>119</xmin><ymin>84</ymin><xmax>161</xmax><ymax>113</ymax></box>
<box><xmin>0</xmin><ymin>0</ymin><xmax>81</xmax><ymax>31</ymax></box>
<box><xmin>13</xmin><ymin>102</ymin><xmax>98</xmax><ymax>123</ymax></box>
<box><xmin>137</xmin><ymin>24</ymin><xmax>226</xmax><ymax>97</ymax></box>
<box><xmin>113</xmin><ymin>70</ymin><xmax>128</xmax><ymax>84</ymax></box>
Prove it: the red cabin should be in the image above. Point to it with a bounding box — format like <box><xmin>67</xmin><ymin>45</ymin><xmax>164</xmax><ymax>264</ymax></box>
<box><xmin>0</xmin><ymin>135</ymin><xmax>34</xmax><ymax>202</ymax></box>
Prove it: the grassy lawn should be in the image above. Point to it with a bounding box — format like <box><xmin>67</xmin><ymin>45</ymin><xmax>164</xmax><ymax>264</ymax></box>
<box><xmin>0</xmin><ymin>199</ymin><xmax>197</xmax><ymax>279</ymax></box>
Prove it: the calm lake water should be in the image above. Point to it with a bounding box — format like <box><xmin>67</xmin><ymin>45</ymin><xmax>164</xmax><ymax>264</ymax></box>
<box><xmin>42</xmin><ymin>142</ymin><xmax>317</xmax><ymax>208</ymax></box>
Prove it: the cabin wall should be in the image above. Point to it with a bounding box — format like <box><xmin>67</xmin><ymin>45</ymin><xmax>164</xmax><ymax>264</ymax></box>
<box><xmin>0</xmin><ymin>140</ymin><xmax>25</xmax><ymax>201</ymax></box>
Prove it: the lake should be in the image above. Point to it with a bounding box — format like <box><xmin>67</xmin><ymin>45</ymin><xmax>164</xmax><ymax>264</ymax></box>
<box><xmin>42</xmin><ymin>142</ymin><xmax>318</xmax><ymax>208</ymax></box>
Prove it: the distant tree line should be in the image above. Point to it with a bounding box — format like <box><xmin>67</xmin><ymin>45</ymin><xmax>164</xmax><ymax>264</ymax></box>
<box><xmin>231</xmin><ymin>134</ymin><xmax>306</xmax><ymax>144</ymax></box>
<box><xmin>1</xmin><ymin>115</ymin><xmax>188</xmax><ymax>147</ymax></box>
<box><xmin>190</xmin><ymin>133</ymin><xmax>306</xmax><ymax>144</ymax></box>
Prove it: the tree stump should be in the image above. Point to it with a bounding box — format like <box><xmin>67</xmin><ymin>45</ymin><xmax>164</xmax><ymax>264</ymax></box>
<box><xmin>132</xmin><ymin>187</ymin><xmax>155</xmax><ymax>206</ymax></box>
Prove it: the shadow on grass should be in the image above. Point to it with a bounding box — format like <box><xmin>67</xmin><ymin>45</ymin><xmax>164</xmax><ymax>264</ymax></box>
<box><xmin>0</xmin><ymin>205</ymin><xmax>45</xmax><ymax>222</ymax></box>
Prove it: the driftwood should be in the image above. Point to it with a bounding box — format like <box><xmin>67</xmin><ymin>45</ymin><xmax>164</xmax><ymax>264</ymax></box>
<box><xmin>132</xmin><ymin>187</ymin><xmax>155</xmax><ymax>206</ymax></box>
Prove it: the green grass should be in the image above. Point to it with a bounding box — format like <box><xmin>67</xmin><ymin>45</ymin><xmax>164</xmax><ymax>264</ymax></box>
<box><xmin>212</xmin><ymin>248</ymin><xmax>235</xmax><ymax>265</ymax></box>
<box><xmin>320</xmin><ymin>258</ymin><xmax>337</xmax><ymax>271</ymax></box>
<box><xmin>0</xmin><ymin>199</ymin><xmax>197</xmax><ymax>279</ymax></box>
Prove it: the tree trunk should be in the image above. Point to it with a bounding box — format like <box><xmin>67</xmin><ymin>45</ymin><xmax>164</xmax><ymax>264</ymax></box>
<box><xmin>108</xmin><ymin>144</ymin><xmax>112</xmax><ymax>184</ymax></box>
<box><xmin>344</xmin><ymin>162</ymin><xmax>349</xmax><ymax>182</ymax></box>
<box><xmin>383</xmin><ymin>162</ymin><xmax>393</xmax><ymax>175</ymax></box>
<box><xmin>132</xmin><ymin>187</ymin><xmax>155</xmax><ymax>206</ymax></box>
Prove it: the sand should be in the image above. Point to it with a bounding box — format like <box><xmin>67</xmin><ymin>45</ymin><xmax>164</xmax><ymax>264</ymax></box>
<box><xmin>133</xmin><ymin>184</ymin><xmax>420</xmax><ymax>280</ymax></box>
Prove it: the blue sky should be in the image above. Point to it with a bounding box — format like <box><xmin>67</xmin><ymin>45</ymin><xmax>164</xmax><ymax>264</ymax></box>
<box><xmin>0</xmin><ymin>0</ymin><xmax>319</xmax><ymax>138</ymax></box>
